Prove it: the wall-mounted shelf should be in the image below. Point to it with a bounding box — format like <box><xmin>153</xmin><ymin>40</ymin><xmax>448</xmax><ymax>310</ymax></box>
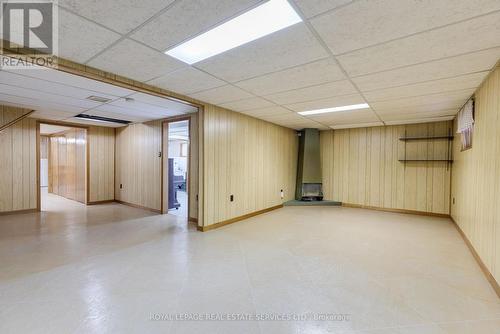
<box><xmin>399</xmin><ymin>136</ymin><xmax>454</xmax><ymax>141</ymax></box>
<box><xmin>399</xmin><ymin>127</ymin><xmax>454</xmax><ymax>169</ymax></box>
<box><xmin>398</xmin><ymin>159</ymin><xmax>453</xmax><ymax>162</ymax></box>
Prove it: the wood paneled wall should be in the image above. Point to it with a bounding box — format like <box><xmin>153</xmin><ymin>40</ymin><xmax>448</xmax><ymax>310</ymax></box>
<box><xmin>88</xmin><ymin>126</ymin><xmax>115</xmax><ymax>202</ymax></box>
<box><xmin>320</xmin><ymin>121</ymin><xmax>452</xmax><ymax>214</ymax></box>
<box><xmin>116</xmin><ymin>114</ymin><xmax>199</xmax><ymax>216</ymax></box>
<box><xmin>115</xmin><ymin>120</ymin><xmax>163</xmax><ymax>211</ymax></box>
<box><xmin>451</xmin><ymin>64</ymin><xmax>500</xmax><ymax>284</ymax></box>
<box><xmin>202</xmin><ymin>105</ymin><xmax>298</xmax><ymax>227</ymax></box>
<box><xmin>0</xmin><ymin>106</ymin><xmax>37</xmax><ymax>213</ymax></box>
<box><xmin>49</xmin><ymin>129</ymin><xmax>86</xmax><ymax>203</ymax></box>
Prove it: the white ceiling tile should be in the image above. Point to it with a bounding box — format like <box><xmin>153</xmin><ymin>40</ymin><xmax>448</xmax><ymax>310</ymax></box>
<box><xmin>285</xmin><ymin>93</ymin><xmax>365</xmax><ymax>112</ymax></box>
<box><xmin>264</xmin><ymin>80</ymin><xmax>357</xmax><ymax>105</ymax></box>
<box><xmin>147</xmin><ymin>67</ymin><xmax>225</xmax><ymax>95</ymax></box>
<box><xmin>58</xmin><ymin>7</ymin><xmax>121</xmax><ymax>63</ymax></box>
<box><xmin>363</xmin><ymin>72</ymin><xmax>488</xmax><ymax>102</ymax></box>
<box><xmin>106</xmin><ymin>98</ymin><xmax>187</xmax><ymax>118</ymax></box>
<box><xmin>239</xmin><ymin>106</ymin><xmax>292</xmax><ymax>117</ymax></box>
<box><xmin>0</xmin><ymin>71</ymin><xmax>118</xmax><ymax>102</ymax></box>
<box><xmin>0</xmin><ymin>84</ymin><xmax>100</xmax><ymax>109</ymax></box>
<box><xmin>235</xmin><ymin>58</ymin><xmax>346</xmax><ymax>95</ymax></box>
<box><xmin>312</xmin><ymin>0</ymin><xmax>500</xmax><ymax>55</ymax></box>
<box><xmin>188</xmin><ymin>85</ymin><xmax>253</xmax><ymax>105</ymax></box>
<box><xmin>331</xmin><ymin>122</ymin><xmax>384</xmax><ymax>129</ymax></box>
<box><xmin>87</xmin><ymin>39</ymin><xmax>186</xmax><ymax>82</ymax></box>
<box><xmin>294</xmin><ymin>0</ymin><xmax>353</xmax><ymax>18</ymax></box>
<box><xmin>84</xmin><ymin>109</ymin><xmax>150</xmax><ymax>123</ymax></box>
<box><xmin>128</xmin><ymin>92</ymin><xmax>198</xmax><ymax>113</ymax></box>
<box><xmin>31</xmin><ymin>111</ymin><xmax>71</xmax><ymax>121</ymax></box>
<box><xmin>220</xmin><ymin>97</ymin><xmax>274</xmax><ymax>112</ymax></box>
<box><xmin>131</xmin><ymin>0</ymin><xmax>263</xmax><ymax>50</ymax></box>
<box><xmin>196</xmin><ymin>23</ymin><xmax>329</xmax><ymax>82</ymax></box>
<box><xmin>0</xmin><ymin>92</ymin><xmax>87</xmax><ymax>114</ymax></box>
<box><xmin>384</xmin><ymin>116</ymin><xmax>455</xmax><ymax>126</ymax></box>
<box><xmin>371</xmin><ymin>89</ymin><xmax>474</xmax><ymax>112</ymax></box>
<box><xmin>3</xmin><ymin>68</ymin><xmax>136</xmax><ymax>97</ymax></box>
<box><xmin>59</xmin><ymin>0</ymin><xmax>176</xmax><ymax>34</ymax></box>
<box><xmin>352</xmin><ymin>47</ymin><xmax>500</xmax><ymax>91</ymax></box>
<box><xmin>336</xmin><ymin>12</ymin><xmax>500</xmax><ymax>77</ymax></box>
<box><xmin>380</xmin><ymin>109</ymin><xmax>458</xmax><ymax>122</ymax></box>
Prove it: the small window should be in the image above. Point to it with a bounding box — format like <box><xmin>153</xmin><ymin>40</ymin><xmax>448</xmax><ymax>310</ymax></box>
<box><xmin>457</xmin><ymin>99</ymin><xmax>474</xmax><ymax>151</ymax></box>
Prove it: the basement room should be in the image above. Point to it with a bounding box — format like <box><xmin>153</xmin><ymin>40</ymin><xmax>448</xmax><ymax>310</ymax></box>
<box><xmin>0</xmin><ymin>0</ymin><xmax>499</xmax><ymax>333</ymax></box>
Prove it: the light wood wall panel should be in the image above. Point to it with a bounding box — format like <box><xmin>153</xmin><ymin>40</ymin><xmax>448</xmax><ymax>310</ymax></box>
<box><xmin>202</xmin><ymin>105</ymin><xmax>298</xmax><ymax>227</ymax></box>
<box><xmin>88</xmin><ymin>126</ymin><xmax>115</xmax><ymax>202</ymax></box>
<box><xmin>320</xmin><ymin>121</ymin><xmax>452</xmax><ymax>214</ymax></box>
<box><xmin>115</xmin><ymin>120</ymin><xmax>163</xmax><ymax>211</ymax></box>
<box><xmin>451</xmin><ymin>64</ymin><xmax>500</xmax><ymax>283</ymax></box>
<box><xmin>0</xmin><ymin>106</ymin><xmax>37</xmax><ymax>213</ymax></box>
<box><xmin>49</xmin><ymin>129</ymin><xmax>86</xmax><ymax>203</ymax></box>
<box><xmin>116</xmin><ymin>114</ymin><xmax>199</xmax><ymax>215</ymax></box>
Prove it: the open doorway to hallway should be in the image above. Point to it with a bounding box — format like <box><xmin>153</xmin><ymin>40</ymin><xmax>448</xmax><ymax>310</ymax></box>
<box><xmin>39</xmin><ymin>123</ymin><xmax>88</xmax><ymax>211</ymax></box>
<box><xmin>165</xmin><ymin>120</ymin><xmax>189</xmax><ymax>218</ymax></box>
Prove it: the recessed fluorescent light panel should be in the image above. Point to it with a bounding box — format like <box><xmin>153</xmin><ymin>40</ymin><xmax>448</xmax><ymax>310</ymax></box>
<box><xmin>165</xmin><ymin>0</ymin><xmax>302</xmax><ymax>64</ymax></box>
<box><xmin>298</xmin><ymin>103</ymin><xmax>370</xmax><ymax>116</ymax></box>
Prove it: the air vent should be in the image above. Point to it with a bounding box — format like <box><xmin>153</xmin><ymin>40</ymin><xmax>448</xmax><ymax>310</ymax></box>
<box><xmin>74</xmin><ymin>114</ymin><xmax>131</xmax><ymax>125</ymax></box>
<box><xmin>86</xmin><ymin>95</ymin><xmax>112</xmax><ymax>103</ymax></box>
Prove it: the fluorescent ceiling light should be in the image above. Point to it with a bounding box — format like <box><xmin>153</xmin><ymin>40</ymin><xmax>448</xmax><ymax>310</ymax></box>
<box><xmin>298</xmin><ymin>103</ymin><xmax>370</xmax><ymax>116</ymax></box>
<box><xmin>165</xmin><ymin>0</ymin><xmax>302</xmax><ymax>64</ymax></box>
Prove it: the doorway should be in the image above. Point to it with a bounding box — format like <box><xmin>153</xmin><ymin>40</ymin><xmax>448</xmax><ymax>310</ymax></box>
<box><xmin>163</xmin><ymin>119</ymin><xmax>190</xmax><ymax>218</ymax></box>
<box><xmin>39</xmin><ymin>123</ymin><xmax>88</xmax><ymax>211</ymax></box>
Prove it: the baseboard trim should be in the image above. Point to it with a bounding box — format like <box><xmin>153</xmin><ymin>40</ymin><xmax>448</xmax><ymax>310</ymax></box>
<box><xmin>0</xmin><ymin>209</ymin><xmax>37</xmax><ymax>216</ymax></box>
<box><xmin>114</xmin><ymin>200</ymin><xmax>162</xmax><ymax>214</ymax></box>
<box><xmin>197</xmin><ymin>204</ymin><xmax>283</xmax><ymax>232</ymax></box>
<box><xmin>87</xmin><ymin>200</ymin><xmax>115</xmax><ymax>205</ymax></box>
<box><xmin>450</xmin><ymin>216</ymin><xmax>500</xmax><ymax>299</ymax></box>
<box><xmin>189</xmin><ymin>217</ymin><xmax>198</xmax><ymax>223</ymax></box>
<box><xmin>341</xmin><ymin>203</ymin><xmax>450</xmax><ymax>218</ymax></box>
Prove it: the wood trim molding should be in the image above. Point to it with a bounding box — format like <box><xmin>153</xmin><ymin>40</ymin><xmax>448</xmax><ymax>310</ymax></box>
<box><xmin>0</xmin><ymin>209</ymin><xmax>38</xmax><ymax>216</ymax></box>
<box><xmin>189</xmin><ymin>217</ymin><xmax>198</xmax><ymax>223</ymax></box>
<box><xmin>114</xmin><ymin>200</ymin><xmax>162</xmax><ymax>214</ymax></box>
<box><xmin>0</xmin><ymin>109</ymin><xmax>35</xmax><ymax>132</ymax></box>
<box><xmin>341</xmin><ymin>203</ymin><xmax>450</xmax><ymax>218</ymax></box>
<box><xmin>450</xmin><ymin>216</ymin><xmax>500</xmax><ymax>299</ymax></box>
<box><xmin>87</xmin><ymin>200</ymin><xmax>115</xmax><ymax>205</ymax></box>
<box><xmin>197</xmin><ymin>204</ymin><xmax>283</xmax><ymax>232</ymax></box>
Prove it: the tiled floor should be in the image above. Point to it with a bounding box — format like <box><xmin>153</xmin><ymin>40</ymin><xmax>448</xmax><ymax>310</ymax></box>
<box><xmin>0</xmin><ymin>195</ymin><xmax>499</xmax><ymax>333</ymax></box>
<box><xmin>169</xmin><ymin>190</ymin><xmax>187</xmax><ymax>218</ymax></box>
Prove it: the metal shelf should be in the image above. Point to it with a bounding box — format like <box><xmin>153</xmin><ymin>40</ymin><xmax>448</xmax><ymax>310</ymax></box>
<box><xmin>398</xmin><ymin>159</ymin><xmax>453</xmax><ymax>162</ymax></box>
<box><xmin>399</xmin><ymin>136</ymin><xmax>454</xmax><ymax>141</ymax></box>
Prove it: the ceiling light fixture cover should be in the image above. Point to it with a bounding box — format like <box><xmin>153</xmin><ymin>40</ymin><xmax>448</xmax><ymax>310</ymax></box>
<box><xmin>298</xmin><ymin>103</ymin><xmax>370</xmax><ymax>116</ymax></box>
<box><xmin>165</xmin><ymin>0</ymin><xmax>302</xmax><ymax>64</ymax></box>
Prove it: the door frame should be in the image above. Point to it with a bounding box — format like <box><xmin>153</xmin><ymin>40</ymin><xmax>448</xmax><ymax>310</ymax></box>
<box><xmin>36</xmin><ymin>120</ymin><xmax>90</xmax><ymax>210</ymax></box>
<box><xmin>161</xmin><ymin>116</ymin><xmax>191</xmax><ymax>218</ymax></box>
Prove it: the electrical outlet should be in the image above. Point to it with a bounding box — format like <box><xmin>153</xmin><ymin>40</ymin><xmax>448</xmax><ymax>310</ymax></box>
<box><xmin>120</xmin><ymin>184</ymin><xmax>123</xmax><ymax>189</ymax></box>
<box><xmin>453</xmin><ymin>197</ymin><xmax>455</xmax><ymax>205</ymax></box>
<box><xmin>230</xmin><ymin>195</ymin><xmax>234</xmax><ymax>202</ymax></box>
<box><xmin>280</xmin><ymin>189</ymin><xmax>284</xmax><ymax>199</ymax></box>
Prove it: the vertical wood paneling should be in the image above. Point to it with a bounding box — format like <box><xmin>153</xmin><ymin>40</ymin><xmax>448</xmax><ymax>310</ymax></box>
<box><xmin>88</xmin><ymin>126</ymin><xmax>115</xmax><ymax>202</ymax></box>
<box><xmin>49</xmin><ymin>129</ymin><xmax>86</xmax><ymax>203</ymax></box>
<box><xmin>0</xmin><ymin>106</ymin><xmax>37</xmax><ymax>213</ymax></box>
<box><xmin>202</xmin><ymin>105</ymin><xmax>298</xmax><ymax>227</ymax></box>
<box><xmin>320</xmin><ymin>121</ymin><xmax>452</xmax><ymax>215</ymax></box>
<box><xmin>451</xmin><ymin>64</ymin><xmax>500</xmax><ymax>283</ymax></box>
